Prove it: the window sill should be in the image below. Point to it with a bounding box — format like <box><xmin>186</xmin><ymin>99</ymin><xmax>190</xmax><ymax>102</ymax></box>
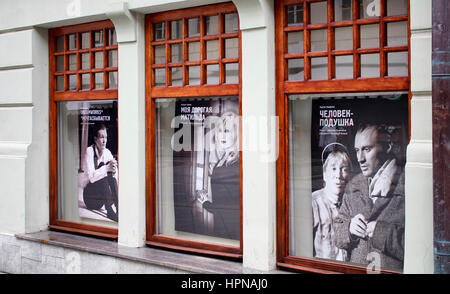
<box><xmin>15</xmin><ymin>230</ymin><xmax>285</xmax><ymax>274</ymax></box>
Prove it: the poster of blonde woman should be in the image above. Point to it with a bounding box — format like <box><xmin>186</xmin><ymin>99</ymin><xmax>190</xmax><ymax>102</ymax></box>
<box><xmin>172</xmin><ymin>97</ymin><xmax>240</xmax><ymax>240</ymax></box>
<box><xmin>310</xmin><ymin>93</ymin><xmax>409</xmax><ymax>272</ymax></box>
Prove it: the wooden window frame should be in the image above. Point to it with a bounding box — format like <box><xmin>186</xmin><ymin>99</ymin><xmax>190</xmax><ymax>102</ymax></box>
<box><xmin>145</xmin><ymin>2</ymin><xmax>242</xmax><ymax>259</ymax></box>
<box><xmin>145</xmin><ymin>2</ymin><xmax>243</xmax><ymax>259</ymax></box>
<box><xmin>49</xmin><ymin>20</ymin><xmax>119</xmax><ymax>239</ymax></box>
<box><xmin>275</xmin><ymin>0</ymin><xmax>410</xmax><ymax>274</ymax></box>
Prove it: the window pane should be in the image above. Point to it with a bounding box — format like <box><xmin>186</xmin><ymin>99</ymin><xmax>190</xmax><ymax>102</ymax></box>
<box><xmin>206</xmin><ymin>64</ymin><xmax>219</xmax><ymax>85</ymax></box>
<box><xmin>287</xmin><ymin>4</ymin><xmax>303</xmax><ymax>26</ymax></box>
<box><xmin>225</xmin><ymin>38</ymin><xmax>239</xmax><ymax>59</ymax></box>
<box><xmin>206</xmin><ymin>40</ymin><xmax>219</xmax><ymax>60</ymax></box>
<box><xmin>81</xmin><ymin>53</ymin><xmax>90</xmax><ymax>70</ymax></box>
<box><xmin>188</xmin><ymin>18</ymin><xmax>200</xmax><ymax>37</ymax></box>
<box><xmin>171</xmin><ymin>67</ymin><xmax>182</xmax><ymax>86</ymax></box>
<box><xmin>109</xmin><ymin>72</ymin><xmax>118</xmax><ymax>89</ymax></box>
<box><xmin>361</xmin><ymin>53</ymin><xmax>380</xmax><ymax>78</ymax></box>
<box><xmin>335</xmin><ymin>55</ymin><xmax>353</xmax><ymax>79</ymax></box>
<box><xmin>95</xmin><ymin>52</ymin><xmax>104</xmax><ymax>69</ymax></box>
<box><xmin>95</xmin><ymin>72</ymin><xmax>104</xmax><ymax>89</ymax></box>
<box><xmin>359</xmin><ymin>0</ymin><xmax>380</xmax><ymax>19</ymax></box>
<box><xmin>334</xmin><ymin>0</ymin><xmax>353</xmax><ymax>22</ymax></box>
<box><xmin>288</xmin><ymin>58</ymin><xmax>304</xmax><ymax>81</ymax></box>
<box><xmin>387</xmin><ymin>21</ymin><xmax>408</xmax><ymax>47</ymax></box>
<box><xmin>56</xmin><ymin>76</ymin><xmax>64</xmax><ymax>91</ymax></box>
<box><xmin>57</xmin><ymin>100</ymin><xmax>118</xmax><ymax>226</ymax></box>
<box><xmin>287</xmin><ymin>31</ymin><xmax>304</xmax><ymax>54</ymax></box>
<box><xmin>154</xmin><ymin>22</ymin><xmax>165</xmax><ymax>41</ymax></box>
<box><xmin>108</xmin><ymin>29</ymin><xmax>117</xmax><ymax>46</ymax></box>
<box><xmin>155</xmin><ymin>96</ymin><xmax>240</xmax><ymax>245</ymax></box>
<box><xmin>81</xmin><ymin>32</ymin><xmax>90</xmax><ymax>49</ymax></box>
<box><xmin>188</xmin><ymin>66</ymin><xmax>201</xmax><ymax>85</ymax></box>
<box><xmin>94</xmin><ymin>31</ymin><xmax>103</xmax><ymax>48</ymax></box>
<box><xmin>108</xmin><ymin>50</ymin><xmax>118</xmax><ymax>68</ymax></box>
<box><xmin>360</xmin><ymin>24</ymin><xmax>379</xmax><ymax>49</ymax></box>
<box><xmin>225</xmin><ymin>63</ymin><xmax>239</xmax><ymax>84</ymax></box>
<box><xmin>311</xmin><ymin>57</ymin><xmax>328</xmax><ymax>80</ymax></box>
<box><xmin>69</xmin><ymin>54</ymin><xmax>77</xmax><ymax>71</ymax></box>
<box><xmin>310</xmin><ymin>1</ymin><xmax>328</xmax><ymax>24</ymax></box>
<box><xmin>288</xmin><ymin>92</ymin><xmax>408</xmax><ymax>273</ymax></box>
<box><xmin>171</xmin><ymin>44</ymin><xmax>182</xmax><ymax>63</ymax></box>
<box><xmin>335</xmin><ymin>27</ymin><xmax>353</xmax><ymax>51</ymax></box>
<box><xmin>388</xmin><ymin>52</ymin><xmax>408</xmax><ymax>77</ymax></box>
<box><xmin>81</xmin><ymin>74</ymin><xmax>90</xmax><ymax>90</ymax></box>
<box><xmin>310</xmin><ymin>29</ymin><xmax>328</xmax><ymax>52</ymax></box>
<box><xmin>56</xmin><ymin>36</ymin><xmax>65</xmax><ymax>52</ymax></box>
<box><xmin>154</xmin><ymin>45</ymin><xmax>166</xmax><ymax>64</ymax></box>
<box><xmin>68</xmin><ymin>34</ymin><xmax>77</xmax><ymax>51</ymax></box>
<box><xmin>224</xmin><ymin>13</ymin><xmax>239</xmax><ymax>34</ymax></box>
<box><xmin>188</xmin><ymin>42</ymin><xmax>200</xmax><ymax>61</ymax></box>
<box><xmin>69</xmin><ymin>74</ymin><xmax>77</xmax><ymax>90</ymax></box>
<box><xmin>171</xmin><ymin>20</ymin><xmax>182</xmax><ymax>40</ymax></box>
<box><xmin>206</xmin><ymin>15</ymin><xmax>219</xmax><ymax>35</ymax></box>
<box><xmin>154</xmin><ymin>68</ymin><xmax>165</xmax><ymax>87</ymax></box>
<box><xmin>387</xmin><ymin>0</ymin><xmax>407</xmax><ymax>16</ymax></box>
<box><xmin>56</xmin><ymin>56</ymin><xmax>65</xmax><ymax>72</ymax></box>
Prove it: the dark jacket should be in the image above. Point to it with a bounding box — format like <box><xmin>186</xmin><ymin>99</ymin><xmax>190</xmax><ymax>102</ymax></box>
<box><xmin>334</xmin><ymin>168</ymin><xmax>405</xmax><ymax>271</ymax></box>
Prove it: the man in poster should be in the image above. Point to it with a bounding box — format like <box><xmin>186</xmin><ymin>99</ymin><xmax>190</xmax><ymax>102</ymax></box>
<box><xmin>334</xmin><ymin>123</ymin><xmax>405</xmax><ymax>271</ymax></box>
<box><xmin>82</xmin><ymin>124</ymin><xmax>118</xmax><ymax>222</ymax></box>
<box><xmin>78</xmin><ymin>102</ymin><xmax>119</xmax><ymax>223</ymax></box>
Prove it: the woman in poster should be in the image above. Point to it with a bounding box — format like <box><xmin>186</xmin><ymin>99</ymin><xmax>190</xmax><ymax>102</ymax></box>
<box><xmin>312</xmin><ymin>143</ymin><xmax>352</xmax><ymax>261</ymax></box>
<box><xmin>83</xmin><ymin>124</ymin><xmax>119</xmax><ymax>222</ymax></box>
<box><xmin>199</xmin><ymin>111</ymin><xmax>240</xmax><ymax>240</ymax></box>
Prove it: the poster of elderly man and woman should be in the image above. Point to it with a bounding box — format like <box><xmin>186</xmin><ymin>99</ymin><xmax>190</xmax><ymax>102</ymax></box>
<box><xmin>310</xmin><ymin>93</ymin><xmax>408</xmax><ymax>272</ymax></box>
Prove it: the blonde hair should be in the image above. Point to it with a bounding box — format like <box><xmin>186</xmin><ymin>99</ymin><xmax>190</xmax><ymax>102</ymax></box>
<box><xmin>213</xmin><ymin>111</ymin><xmax>239</xmax><ymax>166</ymax></box>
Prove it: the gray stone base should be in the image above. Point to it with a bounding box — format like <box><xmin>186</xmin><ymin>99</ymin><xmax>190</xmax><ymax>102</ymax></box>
<box><xmin>0</xmin><ymin>233</ymin><xmax>187</xmax><ymax>274</ymax></box>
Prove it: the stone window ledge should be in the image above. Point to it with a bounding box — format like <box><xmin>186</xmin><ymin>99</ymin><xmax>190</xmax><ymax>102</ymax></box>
<box><xmin>15</xmin><ymin>230</ymin><xmax>285</xmax><ymax>274</ymax></box>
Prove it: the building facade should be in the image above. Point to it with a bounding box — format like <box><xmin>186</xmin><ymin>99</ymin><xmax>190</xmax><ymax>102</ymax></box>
<box><xmin>0</xmin><ymin>0</ymin><xmax>444</xmax><ymax>274</ymax></box>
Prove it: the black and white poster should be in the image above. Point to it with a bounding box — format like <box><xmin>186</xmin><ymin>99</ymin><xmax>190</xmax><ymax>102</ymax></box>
<box><xmin>78</xmin><ymin>101</ymin><xmax>119</xmax><ymax>222</ymax></box>
<box><xmin>310</xmin><ymin>94</ymin><xmax>408</xmax><ymax>271</ymax></box>
<box><xmin>172</xmin><ymin>97</ymin><xmax>240</xmax><ymax>240</ymax></box>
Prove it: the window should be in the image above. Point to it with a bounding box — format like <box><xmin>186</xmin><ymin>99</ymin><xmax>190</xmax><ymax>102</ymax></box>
<box><xmin>276</xmin><ymin>0</ymin><xmax>410</xmax><ymax>273</ymax></box>
<box><xmin>49</xmin><ymin>20</ymin><xmax>119</xmax><ymax>238</ymax></box>
<box><xmin>145</xmin><ymin>3</ymin><xmax>242</xmax><ymax>258</ymax></box>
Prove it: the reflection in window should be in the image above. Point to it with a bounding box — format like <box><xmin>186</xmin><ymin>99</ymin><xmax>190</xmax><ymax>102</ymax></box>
<box><xmin>154</xmin><ymin>22</ymin><xmax>165</xmax><ymax>41</ymax></box>
<box><xmin>360</xmin><ymin>0</ymin><xmax>380</xmax><ymax>19</ymax></box>
<box><xmin>287</xmin><ymin>31</ymin><xmax>304</xmax><ymax>54</ymax></box>
<box><xmin>171</xmin><ymin>20</ymin><xmax>182</xmax><ymax>40</ymax></box>
<box><xmin>334</xmin><ymin>0</ymin><xmax>353</xmax><ymax>22</ymax></box>
<box><xmin>335</xmin><ymin>55</ymin><xmax>353</xmax><ymax>79</ymax></box>
<box><xmin>311</xmin><ymin>57</ymin><xmax>328</xmax><ymax>80</ymax></box>
<box><xmin>310</xmin><ymin>1</ymin><xmax>328</xmax><ymax>24</ymax></box>
<box><xmin>361</xmin><ymin>53</ymin><xmax>380</xmax><ymax>78</ymax></box>
<box><xmin>287</xmin><ymin>5</ymin><xmax>303</xmax><ymax>26</ymax></box>
<box><xmin>288</xmin><ymin>58</ymin><xmax>304</xmax><ymax>81</ymax></box>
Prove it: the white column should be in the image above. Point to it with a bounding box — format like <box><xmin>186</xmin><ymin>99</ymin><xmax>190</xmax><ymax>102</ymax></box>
<box><xmin>107</xmin><ymin>3</ymin><xmax>146</xmax><ymax>247</ymax></box>
<box><xmin>403</xmin><ymin>0</ymin><xmax>434</xmax><ymax>274</ymax></box>
<box><xmin>0</xmin><ymin>28</ymin><xmax>49</xmax><ymax>235</ymax></box>
<box><xmin>233</xmin><ymin>0</ymin><xmax>277</xmax><ymax>271</ymax></box>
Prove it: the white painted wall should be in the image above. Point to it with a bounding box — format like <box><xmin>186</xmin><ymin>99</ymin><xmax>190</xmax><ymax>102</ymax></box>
<box><xmin>0</xmin><ymin>27</ymin><xmax>49</xmax><ymax>235</ymax></box>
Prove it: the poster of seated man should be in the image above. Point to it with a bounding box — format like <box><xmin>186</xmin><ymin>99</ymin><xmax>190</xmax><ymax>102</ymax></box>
<box><xmin>77</xmin><ymin>101</ymin><xmax>119</xmax><ymax>222</ymax></box>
